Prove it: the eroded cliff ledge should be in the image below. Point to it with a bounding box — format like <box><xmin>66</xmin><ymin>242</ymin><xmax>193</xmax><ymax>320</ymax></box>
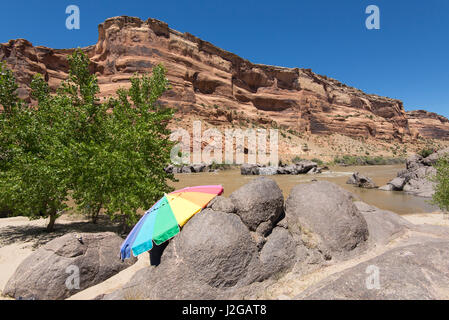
<box><xmin>1</xmin><ymin>16</ymin><xmax>448</xmax><ymax>141</ymax></box>
<box><xmin>406</xmin><ymin>110</ymin><xmax>449</xmax><ymax>140</ymax></box>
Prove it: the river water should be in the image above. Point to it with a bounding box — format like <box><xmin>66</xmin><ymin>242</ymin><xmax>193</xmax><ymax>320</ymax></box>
<box><xmin>171</xmin><ymin>164</ymin><xmax>439</xmax><ymax>215</ymax></box>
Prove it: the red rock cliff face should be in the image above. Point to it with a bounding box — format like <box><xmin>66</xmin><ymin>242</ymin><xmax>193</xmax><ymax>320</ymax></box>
<box><xmin>1</xmin><ymin>16</ymin><xmax>446</xmax><ymax>141</ymax></box>
<box><xmin>406</xmin><ymin>110</ymin><xmax>449</xmax><ymax>140</ymax></box>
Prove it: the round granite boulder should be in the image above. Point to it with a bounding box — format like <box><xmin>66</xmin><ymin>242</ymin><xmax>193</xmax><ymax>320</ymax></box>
<box><xmin>285</xmin><ymin>181</ymin><xmax>369</xmax><ymax>259</ymax></box>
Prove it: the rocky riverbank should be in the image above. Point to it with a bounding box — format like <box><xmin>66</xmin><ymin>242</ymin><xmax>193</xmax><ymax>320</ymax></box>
<box><xmin>164</xmin><ymin>163</ymin><xmax>233</xmax><ymax>174</ymax></box>
<box><xmin>240</xmin><ymin>160</ymin><xmax>327</xmax><ymax>175</ymax></box>
<box><xmin>346</xmin><ymin>172</ymin><xmax>377</xmax><ymax>189</ymax></box>
<box><xmin>379</xmin><ymin>147</ymin><xmax>449</xmax><ymax>197</ymax></box>
<box><xmin>2</xmin><ymin>177</ymin><xmax>449</xmax><ymax>300</ymax></box>
<box><xmin>101</xmin><ymin>178</ymin><xmax>449</xmax><ymax>300</ymax></box>
<box><xmin>165</xmin><ymin>160</ymin><xmax>327</xmax><ymax>176</ymax></box>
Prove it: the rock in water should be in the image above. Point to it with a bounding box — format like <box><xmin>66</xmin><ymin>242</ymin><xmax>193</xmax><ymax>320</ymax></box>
<box><xmin>191</xmin><ymin>163</ymin><xmax>207</xmax><ymax>173</ymax></box>
<box><xmin>240</xmin><ymin>164</ymin><xmax>259</xmax><ymax>175</ymax></box>
<box><xmin>258</xmin><ymin>166</ymin><xmax>278</xmax><ymax>175</ymax></box>
<box><xmin>3</xmin><ymin>232</ymin><xmax>137</xmax><ymax>300</ymax></box>
<box><xmin>293</xmin><ymin>160</ymin><xmax>318</xmax><ymax>174</ymax></box>
<box><xmin>378</xmin><ymin>184</ymin><xmax>394</xmax><ymax>191</ymax></box>
<box><xmin>240</xmin><ymin>162</ymin><xmax>318</xmax><ymax>176</ymax></box>
<box><xmin>346</xmin><ymin>172</ymin><xmax>377</xmax><ymax>189</ymax></box>
<box><xmin>388</xmin><ymin>177</ymin><xmax>407</xmax><ymax>190</ymax></box>
<box><xmin>383</xmin><ymin>148</ymin><xmax>449</xmax><ymax>197</ymax></box>
<box><xmin>285</xmin><ymin>181</ymin><xmax>369</xmax><ymax>259</ymax></box>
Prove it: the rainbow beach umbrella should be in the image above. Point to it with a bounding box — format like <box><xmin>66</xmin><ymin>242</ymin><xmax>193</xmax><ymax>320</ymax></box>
<box><xmin>120</xmin><ymin>185</ymin><xmax>223</xmax><ymax>260</ymax></box>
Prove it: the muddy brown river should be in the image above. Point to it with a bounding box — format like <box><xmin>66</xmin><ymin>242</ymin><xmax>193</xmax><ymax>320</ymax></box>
<box><xmin>171</xmin><ymin>164</ymin><xmax>439</xmax><ymax>215</ymax></box>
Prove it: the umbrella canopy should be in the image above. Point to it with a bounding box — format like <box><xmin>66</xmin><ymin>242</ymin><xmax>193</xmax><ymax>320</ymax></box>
<box><xmin>120</xmin><ymin>185</ymin><xmax>223</xmax><ymax>260</ymax></box>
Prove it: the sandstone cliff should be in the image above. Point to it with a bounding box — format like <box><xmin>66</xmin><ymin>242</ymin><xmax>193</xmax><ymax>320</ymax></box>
<box><xmin>406</xmin><ymin>110</ymin><xmax>449</xmax><ymax>140</ymax></box>
<box><xmin>1</xmin><ymin>15</ymin><xmax>448</xmax><ymax>141</ymax></box>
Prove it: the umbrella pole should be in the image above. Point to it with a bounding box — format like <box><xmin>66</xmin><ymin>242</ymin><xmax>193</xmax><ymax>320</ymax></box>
<box><xmin>149</xmin><ymin>241</ymin><xmax>169</xmax><ymax>266</ymax></box>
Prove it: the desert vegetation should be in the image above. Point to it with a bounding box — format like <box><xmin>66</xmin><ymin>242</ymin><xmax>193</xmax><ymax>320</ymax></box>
<box><xmin>332</xmin><ymin>155</ymin><xmax>405</xmax><ymax>166</ymax></box>
<box><xmin>431</xmin><ymin>156</ymin><xmax>449</xmax><ymax>212</ymax></box>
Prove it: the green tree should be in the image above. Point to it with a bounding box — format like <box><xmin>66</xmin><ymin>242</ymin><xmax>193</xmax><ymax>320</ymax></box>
<box><xmin>431</xmin><ymin>156</ymin><xmax>449</xmax><ymax>213</ymax></box>
<box><xmin>0</xmin><ymin>61</ymin><xmax>19</xmax><ymax>214</ymax></box>
<box><xmin>0</xmin><ymin>61</ymin><xmax>19</xmax><ymax>115</ymax></box>
<box><xmin>1</xmin><ymin>50</ymin><xmax>176</xmax><ymax>230</ymax></box>
<box><xmin>62</xmin><ymin>50</ymin><xmax>176</xmax><ymax>227</ymax></box>
<box><xmin>71</xmin><ymin>65</ymin><xmax>176</xmax><ymax>227</ymax></box>
<box><xmin>0</xmin><ymin>64</ymin><xmax>73</xmax><ymax>231</ymax></box>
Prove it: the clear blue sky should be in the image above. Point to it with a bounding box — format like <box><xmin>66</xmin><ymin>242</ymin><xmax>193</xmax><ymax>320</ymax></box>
<box><xmin>1</xmin><ymin>0</ymin><xmax>448</xmax><ymax>118</ymax></box>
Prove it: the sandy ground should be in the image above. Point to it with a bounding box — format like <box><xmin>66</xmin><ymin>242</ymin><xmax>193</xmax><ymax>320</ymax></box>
<box><xmin>0</xmin><ymin>217</ymin><xmax>49</xmax><ymax>298</ymax></box>
<box><xmin>0</xmin><ymin>244</ymin><xmax>33</xmax><ymax>300</ymax></box>
<box><xmin>1</xmin><ymin>211</ymin><xmax>448</xmax><ymax>300</ymax></box>
<box><xmin>402</xmin><ymin>212</ymin><xmax>449</xmax><ymax>227</ymax></box>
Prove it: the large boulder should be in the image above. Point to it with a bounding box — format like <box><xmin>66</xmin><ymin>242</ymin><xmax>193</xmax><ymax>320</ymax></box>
<box><xmin>229</xmin><ymin>177</ymin><xmax>284</xmax><ymax>233</ymax></box>
<box><xmin>388</xmin><ymin>177</ymin><xmax>407</xmax><ymax>190</ymax></box>
<box><xmin>296</xmin><ymin>240</ymin><xmax>449</xmax><ymax>300</ymax></box>
<box><xmin>382</xmin><ymin>149</ymin><xmax>449</xmax><ymax>197</ymax></box>
<box><xmin>258</xmin><ymin>166</ymin><xmax>278</xmax><ymax>175</ymax></box>
<box><xmin>346</xmin><ymin>172</ymin><xmax>377</xmax><ymax>189</ymax></box>
<box><xmin>354</xmin><ymin>202</ymin><xmax>412</xmax><ymax>245</ymax></box>
<box><xmin>406</xmin><ymin>154</ymin><xmax>424</xmax><ymax>171</ymax></box>
<box><xmin>240</xmin><ymin>161</ymin><xmax>319</xmax><ymax>176</ymax></box>
<box><xmin>294</xmin><ymin>160</ymin><xmax>318</xmax><ymax>174</ymax></box>
<box><xmin>104</xmin><ymin>179</ymin><xmax>300</xmax><ymax>300</ymax></box>
<box><xmin>181</xmin><ymin>166</ymin><xmax>192</xmax><ymax>174</ymax></box>
<box><xmin>240</xmin><ymin>164</ymin><xmax>259</xmax><ymax>175</ymax></box>
<box><xmin>399</xmin><ymin>163</ymin><xmax>436</xmax><ymax>197</ymax></box>
<box><xmin>283</xmin><ymin>164</ymin><xmax>298</xmax><ymax>175</ymax></box>
<box><xmin>402</xmin><ymin>177</ymin><xmax>435</xmax><ymax>198</ymax></box>
<box><xmin>191</xmin><ymin>163</ymin><xmax>207</xmax><ymax>173</ymax></box>
<box><xmin>104</xmin><ymin>206</ymin><xmax>297</xmax><ymax>300</ymax></box>
<box><xmin>3</xmin><ymin>232</ymin><xmax>136</xmax><ymax>300</ymax></box>
<box><xmin>174</xmin><ymin>209</ymin><xmax>258</xmax><ymax>288</ymax></box>
<box><xmin>207</xmin><ymin>196</ymin><xmax>236</xmax><ymax>213</ymax></box>
<box><xmin>259</xmin><ymin>227</ymin><xmax>296</xmax><ymax>279</ymax></box>
<box><xmin>285</xmin><ymin>181</ymin><xmax>369</xmax><ymax>260</ymax></box>
<box><xmin>422</xmin><ymin>147</ymin><xmax>449</xmax><ymax>166</ymax></box>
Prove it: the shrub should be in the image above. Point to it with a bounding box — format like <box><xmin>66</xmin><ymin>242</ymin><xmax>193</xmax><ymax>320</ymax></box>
<box><xmin>418</xmin><ymin>147</ymin><xmax>435</xmax><ymax>158</ymax></box>
<box><xmin>333</xmin><ymin>155</ymin><xmax>405</xmax><ymax>166</ymax></box>
<box><xmin>431</xmin><ymin>156</ymin><xmax>449</xmax><ymax>212</ymax></box>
